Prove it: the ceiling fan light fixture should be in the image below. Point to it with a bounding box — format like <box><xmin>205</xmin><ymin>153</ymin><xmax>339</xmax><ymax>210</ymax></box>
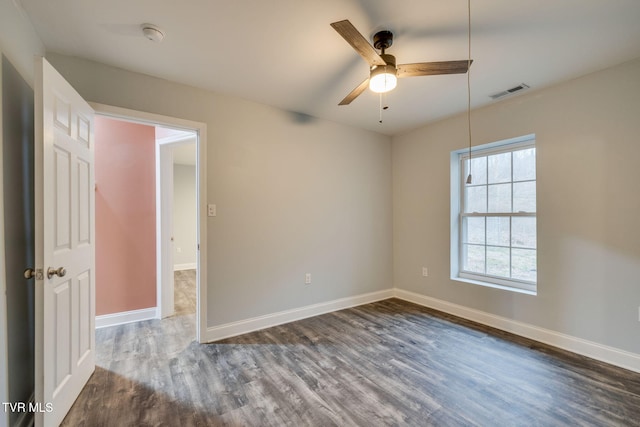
<box><xmin>369</xmin><ymin>65</ymin><xmax>397</xmax><ymax>93</ymax></box>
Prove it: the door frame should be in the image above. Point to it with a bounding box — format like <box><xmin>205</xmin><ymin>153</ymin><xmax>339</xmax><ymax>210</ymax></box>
<box><xmin>156</xmin><ymin>134</ymin><xmax>197</xmax><ymax>318</ymax></box>
<box><xmin>90</xmin><ymin>103</ymin><xmax>208</xmax><ymax>343</ymax></box>
<box><xmin>0</xmin><ymin>51</ymin><xmax>9</xmax><ymax>427</ymax></box>
<box><xmin>157</xmin><ymin>139</ymin><xmax>174</xmax><ymax>318</ymax></box>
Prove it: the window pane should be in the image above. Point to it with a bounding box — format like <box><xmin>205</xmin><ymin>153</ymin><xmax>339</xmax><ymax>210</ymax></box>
<box><xmin>487</xmin><ymin>246</ymin><xmax>510</xmax><ymax>277</ymax></box>
<box><xmin>488</xmin><ymin>183</ymin><xmax>511</xmax><ymax>212</ymax></box>
<box><xmin>465</xmin><ymin>186</ymin><xmax>486</xmax><ymax>213</ymax></box>
<box><xmin>464</xmin><ymin>217</ymin><xmax>485</xmax><ymax>244</ymax></box>
<box><xmin>513</xmin><ymin>148</ymin><xmax>536</xmax><ymax>181</ymax></box>
<box><xmin>512</xmin><ymin>217</ymin><xmax>536</xmax><ymax>249</ymax></box>
<box><xmin>486</xmin><ymin>217</ymin><xmax>510</xmax><ymax>246</ymax></box>
<box><xmin>463</xmin><ymin>244</ymin><xmax>485</xmax><ymax>273</ymax></box>
<box><xmin>465</xmin><ymin>156</ymin><xmax>487</xmax><ymax>185</ymax></box>
<box><xmin>513</xmin><ymin>181</ymin><xmax>536</xmax><ymax>212</ymax></box>
<box><xmin>512</xmin><ymin>248</ymin><xmax>537</xmax><ymax>282</ymax></box>
<box><xmin>455</xmin><ymin>139</ymin><xmax>537</xmax><ymax>290</ymax></box>
<box><xmin>488</xmin><ymin>152</ymin><xmax>511</xmax><ymax>184</ymax></box>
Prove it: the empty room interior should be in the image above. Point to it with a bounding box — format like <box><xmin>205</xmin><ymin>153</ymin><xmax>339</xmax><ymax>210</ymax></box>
<box><xmin>1</xmin><ymin>0</ymin><xmax>640</xmax><ymax>426</ymax></box>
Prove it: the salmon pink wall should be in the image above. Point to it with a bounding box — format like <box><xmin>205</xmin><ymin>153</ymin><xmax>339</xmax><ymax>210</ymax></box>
<box><xmin>95</xmin><ymin>117</ymin><xmax>156</xmax><ymax>315</ymax></box>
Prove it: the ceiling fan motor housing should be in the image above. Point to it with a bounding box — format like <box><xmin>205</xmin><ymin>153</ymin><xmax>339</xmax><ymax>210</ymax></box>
<box><xmin>379</xmin><ymin>53</ymin><xmax>396</xmax><ymax>68</ymax></box>
<box><xmin>371</xmin><ymin>53</ymin><xmax>397</xmax><ymax>77</ymax></box>
<box><xmin>372</xmin><ymin>31</ymin><xmax>397</xmax><ymax>75</ymax></box>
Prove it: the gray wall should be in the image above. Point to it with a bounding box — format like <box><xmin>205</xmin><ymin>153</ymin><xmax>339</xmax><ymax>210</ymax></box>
<box><xmin>0</xmin><ymin>0</ymin><xmax>44</xmax><ymax>85</ymax></box>
<box><xmin>2</xmin><ymin>53</ymin><xmax>35</xmax><ymax>427</ymax></box>
<box><xmin>46</xmin><ymin>52</ymin><xmax>393</xmax><ymax>327</ymax></box>
<box><xmin>173</xmin><ymin>163</ymin><xmax>197</xmax><ymax>268</ymax></box>
<box><xmin>392</xmin><ymin>58</ymin><xmax>640</xmax><ymax>355</ymax></box>
<box><xmin>0</xmin><ymin>1</ymin><xmax>43</xmax><ymax>425</ymax></box>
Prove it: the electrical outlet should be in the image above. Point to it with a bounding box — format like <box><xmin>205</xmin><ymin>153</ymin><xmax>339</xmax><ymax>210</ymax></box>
<box><xmin>305</xmin><ymin>273</ymin><xmax>311</xmax><ymax>284</ymax></box>
<box><xmin>422</xmin><ymin>267</ymin><xmax>428</xmax><ymax>277</ymax></box>
<box><xmin>207</xmin><ymin>204</ymin><xmax>216</xmax><ymax>217</ymax></box>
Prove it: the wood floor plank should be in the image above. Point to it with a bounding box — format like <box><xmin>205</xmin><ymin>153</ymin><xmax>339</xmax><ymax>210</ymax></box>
<box><xmin>62</xmin><ymin>275</ymin><xmax>640</xmax><ymax>426</ymax></box>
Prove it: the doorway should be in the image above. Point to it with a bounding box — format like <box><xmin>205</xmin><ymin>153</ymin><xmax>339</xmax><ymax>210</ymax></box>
<box><xmin>16</xmin><ymin>57</ymin><xmax>207</xmax><ymax>426</ymax></box>
<box><xmin>92</xmin><ymin>103</ymin><xmax>207</xmax><ymax>342</ymax></box>
<box><xmin>156</xmin><ymin>127</ymin><xmax>198</xmax><ymax>319</ymax></box>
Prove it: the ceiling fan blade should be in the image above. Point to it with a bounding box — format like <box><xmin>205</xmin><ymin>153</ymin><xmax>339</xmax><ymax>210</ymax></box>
<box><xmin>397</xmin><ymin>60</ymin><xmax>473</xmax><ymax>78</ymax></box>
<box><xmin>338</xmin><ymin>78</ymin><xmax>370</xmax><ymax>105</ymax></box>
<box><xmin>331</xmin><ymin>20</ymin><xmax>386</xmax><ymax>67</ymax></box>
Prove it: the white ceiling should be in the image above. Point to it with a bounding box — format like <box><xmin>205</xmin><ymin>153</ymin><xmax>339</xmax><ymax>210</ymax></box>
<box><xmin>20</xmin><ymin>0</ymin><xmax>640</xmax><ymax>136</ymax></box>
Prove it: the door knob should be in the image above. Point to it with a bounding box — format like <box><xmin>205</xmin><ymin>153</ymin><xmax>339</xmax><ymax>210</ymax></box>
<box><xmin>24</xmin><ymin>268</ymin><xmax>36</xmax><ymax>279</ymax></box>
<box><xmin>47</xmin><ymin>267</ymin><xmax>67</xmax><ymax>279</ymax></box>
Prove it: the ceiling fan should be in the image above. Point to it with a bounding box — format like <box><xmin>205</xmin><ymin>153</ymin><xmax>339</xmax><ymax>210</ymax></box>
<box><xmin>331</xmin><ymin>20</ymin><xmax>473</xmax><ymax>105</ymax></box>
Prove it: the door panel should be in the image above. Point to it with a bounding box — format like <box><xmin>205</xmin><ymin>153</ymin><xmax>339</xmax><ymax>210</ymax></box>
<box><xmin>52</xmin><ymin>281</ymin><xmax>71</xmax><ymax>391</ymax></box>
<box><xmin>35</xmin><ymin>57</ymin><xmax>95</xmax><ymax>427</ymax></box>
<box><xmin>53</xmin><ymin>147</ymin><xmax>71</xmax><ymax>250</ymax></box>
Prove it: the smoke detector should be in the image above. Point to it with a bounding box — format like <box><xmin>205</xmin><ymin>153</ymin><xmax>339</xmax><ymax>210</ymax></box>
<box><xmin>141</xmin><ymin>24</ymin><xmax>165</xmax><ymax>42</ymax></box>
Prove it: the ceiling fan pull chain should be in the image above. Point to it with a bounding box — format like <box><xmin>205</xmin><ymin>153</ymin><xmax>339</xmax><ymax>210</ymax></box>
<box><xmin>379</xmin><ymin>92</ymin><xmax>383</xmax><ymax>123</ymax></box>
<box><xmin>466</xmin><ymin>0</ymin><xmax>473</xmax><ymax>185</ymax></box>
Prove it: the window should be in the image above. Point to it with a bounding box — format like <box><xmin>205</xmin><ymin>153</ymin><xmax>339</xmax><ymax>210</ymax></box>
<box><xmin>451</xmin><ymin>135</ymin><xmax>537</xmax><ymax>293</ymax></box>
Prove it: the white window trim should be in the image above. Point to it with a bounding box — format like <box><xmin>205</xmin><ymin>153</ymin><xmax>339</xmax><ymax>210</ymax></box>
<box><xmin>450</xmin><ymin>134</ymin><xmax>537</xmax><ymax>294</ymax></box>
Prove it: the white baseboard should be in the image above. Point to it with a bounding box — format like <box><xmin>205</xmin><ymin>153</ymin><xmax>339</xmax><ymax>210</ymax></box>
<box><xmin>201</xmin><ymin>285</ymin><xmax>640</xmax><ymax>373</ymax></box>
<box><xmin>205</xmin><ymin>289</ymin><xmax>394</xmax><ymax>342</ymax></box>
<box><xmin>174</xmin><ymin>263</ymin><xmax>196</xmax><ymax>271</ymax></box>
<box><xmin>394</xmin><ymin>288</ymin><xmax>640</xmax><ymax>374</ymax></box>
<box><xmin>95</xmin><ymin>307</ymin><xmax>158</xmax><ymax>329</ymax></box>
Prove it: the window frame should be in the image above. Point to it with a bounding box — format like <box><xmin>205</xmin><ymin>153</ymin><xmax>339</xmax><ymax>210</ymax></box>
<box><xmin>451</xmin><ymin>134</ymin><xmax>537</xmax><ymax>294</ymax></box>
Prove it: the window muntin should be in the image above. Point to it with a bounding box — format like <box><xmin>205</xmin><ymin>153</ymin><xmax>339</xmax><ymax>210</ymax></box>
<box><xmin>458</xmin><ymin>141</ymin><xmax>536</xmax><ymax>292</ymax></box>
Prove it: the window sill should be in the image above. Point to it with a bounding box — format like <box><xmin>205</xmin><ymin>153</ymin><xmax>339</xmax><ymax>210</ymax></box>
<box><xmin>451</xmin><ymin>276</ymin><xmax>537</xmax><ymax>296</ymax></box>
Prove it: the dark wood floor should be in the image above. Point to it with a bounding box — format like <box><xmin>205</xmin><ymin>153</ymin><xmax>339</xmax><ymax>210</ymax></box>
<box><xmin>63</xmin><ymin>278</ymin><xmax>640</xmax><ymax>426</ymax></box>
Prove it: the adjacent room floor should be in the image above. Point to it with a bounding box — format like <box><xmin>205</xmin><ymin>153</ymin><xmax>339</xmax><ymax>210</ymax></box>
<box><xmin>63</xmin><ymin>274</ymin><xmax>640</xmax><ymax>426</ymax></box>
<box><xmin>173</xmin><ymin>269</ymin><xmax>197</xmax><ymax>317</ymax></box>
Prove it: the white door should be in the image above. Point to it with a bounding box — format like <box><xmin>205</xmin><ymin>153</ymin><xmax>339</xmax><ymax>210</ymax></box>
<box><xmin>34</xmin><ymin>57</ymin><xmax>95</xmax><ymax>427</ymax></box>
<box><xmin>157</xmin><ymin>143</ymin><xmax>175</xmax><ymax>317</ymax></box>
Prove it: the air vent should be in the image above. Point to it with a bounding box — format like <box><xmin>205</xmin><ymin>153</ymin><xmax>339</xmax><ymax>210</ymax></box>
<box><xmin>490</xmin><ymin>83</ymin><xmax>530</xmax><ymax>100</ymax></box>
